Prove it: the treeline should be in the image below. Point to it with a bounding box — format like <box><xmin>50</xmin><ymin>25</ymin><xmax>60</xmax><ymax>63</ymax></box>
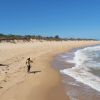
<box><xmin>0</xmin><ymin>34</ymin><xmax>62</xmax><ymax>41</ymax></box>
<box><xmin>0</xmin><ymin>33</ymin><xmax>97</xmax><ymax>42</ymax></box>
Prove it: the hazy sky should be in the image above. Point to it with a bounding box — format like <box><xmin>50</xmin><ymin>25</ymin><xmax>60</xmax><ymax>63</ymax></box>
<box><xmin>0</xmin><ymin>0</ymin><xmax>100</xmax><ymax>39</ymax></box>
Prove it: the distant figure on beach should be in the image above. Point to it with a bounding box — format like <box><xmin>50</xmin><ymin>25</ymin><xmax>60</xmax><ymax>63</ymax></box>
<box><xmin>26</xmin><ymin>58</ymin><xmax>33</xmax><ymax>73</ymax></box>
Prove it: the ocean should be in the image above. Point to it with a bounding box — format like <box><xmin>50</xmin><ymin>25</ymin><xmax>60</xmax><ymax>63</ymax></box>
<box><xmin>53</xmin><ymin>45</ymin><xmax>100</xmax><ymax>100</ymax></box>
<box><xmin>61</xmin><ymin>45</ymin><xmax>100</xmax><ymax>92</ymax></box>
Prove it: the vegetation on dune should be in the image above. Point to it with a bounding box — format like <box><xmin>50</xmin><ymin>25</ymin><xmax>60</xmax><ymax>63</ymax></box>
<box><xmin>0</xmin><ymin>33</ymin><xmax>97</xmax><ymax>42</ymax></box>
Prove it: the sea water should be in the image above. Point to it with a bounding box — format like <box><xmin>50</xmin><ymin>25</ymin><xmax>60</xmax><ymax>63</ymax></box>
<box><xmin>61</xmin><ymin>45</ymin><xmax>100</xmax><ymax>92</ymax></box>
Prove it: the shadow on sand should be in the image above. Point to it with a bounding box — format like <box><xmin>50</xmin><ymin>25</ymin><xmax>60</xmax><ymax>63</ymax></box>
<box><xmin>0</xmin><ymin>64</ymin><xmax>6</xmax><ymax>66</ymax></box>
<box><xmin>29</xmin><ymin>71</ymin><xmax>41</xmax><ymax>74</ymax></box>
<box><xmin>0</xmin><ymin>64</ymin><xmax>9</xmax><ymax>67</ymax></box>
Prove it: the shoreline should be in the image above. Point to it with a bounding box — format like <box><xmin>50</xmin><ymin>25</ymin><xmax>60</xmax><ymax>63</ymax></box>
<box><xmin>52</xmin><ymin>44</ymin><xmax>100</xmax><ymax>100</ymax></box>
<box><xmin>0</xmin><ymin>41</ymin><xmax>100</xmax><ymax>100</ymax></box>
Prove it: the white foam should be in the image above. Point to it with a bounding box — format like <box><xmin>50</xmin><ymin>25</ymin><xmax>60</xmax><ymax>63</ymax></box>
<box><xmin>61</xmin><ymin>45</ymin><xmax>100</xmax><ymax>92</ymax></box>
<box><xmin>66</xmin><ymin>60</ymin><xmax>75</xmax><ymax>63</ymax></box>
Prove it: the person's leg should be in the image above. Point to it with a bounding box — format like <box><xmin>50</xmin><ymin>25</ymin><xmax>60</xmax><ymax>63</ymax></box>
<box><xmin>27</xmin><ymin>65</ymin><xmax>30</xmax><ymax>73</ymax></box>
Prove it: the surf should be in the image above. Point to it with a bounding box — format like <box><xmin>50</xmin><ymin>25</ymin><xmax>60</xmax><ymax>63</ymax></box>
<box><xmin>61</xmin><ymin>45</ymin><xmax>100</xmax><ymax>92</ymax></box>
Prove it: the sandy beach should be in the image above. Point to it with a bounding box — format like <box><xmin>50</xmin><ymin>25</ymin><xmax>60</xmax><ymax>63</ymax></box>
<box><xmin>0</xmin><ymin>40</ymin><xmax>100</xmax><ymax>100</ymax></box>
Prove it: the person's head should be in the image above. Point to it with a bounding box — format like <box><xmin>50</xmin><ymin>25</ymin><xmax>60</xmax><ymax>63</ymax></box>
<box><xmin>27</xmin><ymin>58</ymin><xmax>30</xmax><ymax>60</ymax></box>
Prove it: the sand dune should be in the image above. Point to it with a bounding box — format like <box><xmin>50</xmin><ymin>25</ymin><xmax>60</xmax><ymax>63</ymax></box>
<box><xmin>0</xmin><ymin>41</ymin><xmax>100</xmax><ymax>100</ymax></box>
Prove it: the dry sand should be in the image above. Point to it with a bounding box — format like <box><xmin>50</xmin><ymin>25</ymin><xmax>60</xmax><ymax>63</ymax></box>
<box><xmin>0</xmin><ymin>41</ymin><xmax>100</xmax><ymax>100</ymax></box>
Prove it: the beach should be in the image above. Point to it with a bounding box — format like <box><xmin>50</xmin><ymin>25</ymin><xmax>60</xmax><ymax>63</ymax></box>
<box><xmin>0</xmin><ymin>41</ymin><xmax>100</xmax><ymax>100</ymax></box>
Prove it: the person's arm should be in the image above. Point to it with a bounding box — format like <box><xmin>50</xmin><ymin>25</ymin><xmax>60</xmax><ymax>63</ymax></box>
<box><xmin>26</xmin><ymin>60</ymin><xmax>28</xmax><ymax>64</ymax></box>
<box><xmin>30</xmin><ymin>60</ymin><xmax>33</xmax><ymax>63</ymax></box>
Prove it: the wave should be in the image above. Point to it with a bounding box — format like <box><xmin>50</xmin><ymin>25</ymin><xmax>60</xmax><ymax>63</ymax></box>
<box><xmin>61</xmin><ymin>45</ymin><xmax>100</xmax><ymax>92</ymax></box>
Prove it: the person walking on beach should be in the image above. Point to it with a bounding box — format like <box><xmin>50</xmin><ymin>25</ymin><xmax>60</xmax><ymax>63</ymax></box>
<box><xmin>26</xmin><ymin>58</ymin><xmax>33</xmax><ymax>73</ymax></box>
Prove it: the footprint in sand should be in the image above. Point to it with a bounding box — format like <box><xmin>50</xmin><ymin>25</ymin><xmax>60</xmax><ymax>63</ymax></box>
<box><xmin>3</xmin><ymin>80</ymin><xmax>7</xmax><ymax>82</ymax></box>
<box><xmin>0</xmin><ymin>86</ymin><xmax>3</xmax><ymax>89</ymax></box>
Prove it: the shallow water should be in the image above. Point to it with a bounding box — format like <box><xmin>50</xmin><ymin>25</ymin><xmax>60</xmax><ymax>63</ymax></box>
<box><xmin>61</xmin><ymin>45</ymin><xmax>100</xmax><ymax>92</ymax></box>
<box><xmin>52</xmin><ymin>45</ymin><xmax>100</xmax><ymax>100</ymax></box>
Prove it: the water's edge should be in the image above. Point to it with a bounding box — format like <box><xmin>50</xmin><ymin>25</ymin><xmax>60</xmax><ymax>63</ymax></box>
<box><xmin>52</xmin><ymin>44</ymin><xmax>100</xmax><ymax>100</ymax></box>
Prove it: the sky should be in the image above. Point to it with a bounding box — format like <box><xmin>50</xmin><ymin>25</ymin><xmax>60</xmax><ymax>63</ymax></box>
<box><xmin>0</xmin><ymin>0</ymin><xmax>100</xmax><ymax>39</ymax></box>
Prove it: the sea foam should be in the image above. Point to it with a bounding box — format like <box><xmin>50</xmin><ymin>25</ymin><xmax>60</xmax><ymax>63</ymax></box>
<box><xmin>61</xmin><ymin>45</ymin><xmax>100</xmax><ymax>92</ymax></box>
